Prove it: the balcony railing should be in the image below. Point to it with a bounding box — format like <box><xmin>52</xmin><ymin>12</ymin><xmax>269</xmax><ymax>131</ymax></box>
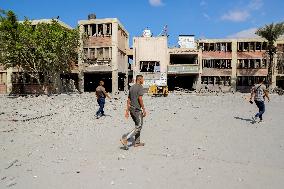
<box><xmin>168</xmin><ymin>64</ymin><xmax>199</xmax><ymax>74</ymax></box>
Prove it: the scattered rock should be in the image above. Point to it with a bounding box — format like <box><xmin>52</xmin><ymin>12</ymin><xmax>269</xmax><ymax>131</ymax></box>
<box><xmin>118</xmin><ymin>154</ymin><xmax>126</xmax><ymax>160</ymax></box>
<box><xmin>5</xmin><ymin>160</ymin><xmax>18</xmax><ymax>169</ymax></box>
<box><xmin>6</xmin><ymin>182</ymin><xmax>17</xmax><ymax>187</ymax></box>
<box><xmin>1</xmin><ymin>176</ymin><xmax>7</xmax><ymax>181</ymax></box>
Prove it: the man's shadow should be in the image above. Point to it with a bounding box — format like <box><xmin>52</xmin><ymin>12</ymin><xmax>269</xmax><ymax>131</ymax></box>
<box><xmin>234</xmin><ymin>116</ymin><xmax>255</xmax><ymax>124</ymax></box>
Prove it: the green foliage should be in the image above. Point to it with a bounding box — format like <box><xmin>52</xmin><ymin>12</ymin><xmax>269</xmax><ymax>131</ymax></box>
<box><xmin>256</xmin><ymin>22</ymin><xmax>284</xmax><ymax>55</ymax></box>
<box><xmin>0</xmin><ymin>10</ymin><xmax>79</xmax><ymax>88</ymax></box>
<box><xmin>256</xmin><ymin>22</ymin><xmax>284</xmax><ymax>86</ymax></box>
<box><xmin>256</xmin><ymin>22</ymin><xmax>284</xmax><ymax>46</ymax></box>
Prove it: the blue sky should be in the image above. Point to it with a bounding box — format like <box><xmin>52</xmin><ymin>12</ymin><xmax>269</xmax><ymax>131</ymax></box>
<box><xmin>1</xmin><ymin>0</ymin><xmax>284</xmax><ymax>46</ymax></box>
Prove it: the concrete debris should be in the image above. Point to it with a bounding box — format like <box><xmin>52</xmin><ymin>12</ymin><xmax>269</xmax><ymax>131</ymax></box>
<box><xmin>0</xmin><ymin>92</ymin><xmax>283</xmax><ymax>188</ymax></box>
<box><xmin>6</xmin><ymin>182</ymin><xmax>17</xmax><ymax>188</ymax></box>
<box><xmin>2</xmin><ymin>129</ymin><xmax>14</xmax><ymax>133</ymax></box>
<box><xmin>5</xmin><ymin>160</ymin><xmax>18</xmax><ymax>170</ymax></box>
<box><xmin>118</xmin><ymin>154</ymin><xmax>126</xmax><ymax>160</ymax></box>
<box><xmin>1</xmin><ymin>177</ymin><xmax>7</xmax><ymax>181</ymax></box>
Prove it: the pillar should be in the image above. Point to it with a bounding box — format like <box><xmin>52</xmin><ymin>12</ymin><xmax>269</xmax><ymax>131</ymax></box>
<box><xmin>231</xmin><ymin>40</ymin><xmax>238</xmax><ymax>92</ymax></box>
<box><xmin>271</xmin><ymin>53</ymin><xmax>277</xmax><ymax>88</ymax></box>
<box><xmin>109</xmin><ymin>47</ymin><xmax>112</xmax><ymax>59</ymax></box>
<box><xmin>111</xmin><ymin>22</ymin><xmax>119</xmax><ymax>94</ymax></box>
<box><xmin>197</xmin><ymin>49</ymin><xmax>203</xmax><ymax>88</ymax></box>
<box><xmin>78</xmin><ymin>24</ymin><xmax>85</xmax><ymax>92</ymax></box>
<box><xmin>88</xmin><ymin>25</ymin><xmax>91</xmax><ymax>36</ymax></box>
<box><xmin>6</xmin><ymin>68</ymin><xmax>13</xmax><ymax>94</ymax></box>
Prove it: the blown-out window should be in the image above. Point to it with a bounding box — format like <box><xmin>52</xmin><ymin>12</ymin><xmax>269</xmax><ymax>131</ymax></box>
<box><xmin>140</xmin><ymin>61</ymin><xmax>160</xmax><ymax>72</ymax></box>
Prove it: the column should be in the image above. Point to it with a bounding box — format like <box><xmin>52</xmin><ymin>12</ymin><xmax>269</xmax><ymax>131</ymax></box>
<box><xmin>124</xmin><ymin>55</ymin><xmax>129</xmax><ymax>91</ymax></box>
<box><xmin>103</xmin><ymin>48</ymin><xmax>105</xmax><ymax>59</ymax></box>
<box><xmin>87</xmin><ymin>25</ymin><xmax>91</xmax><ymax>36</ymax></box>
<box><xmin>231</xmin><ymin>40</ymin><xmax>238</xmax><ymax>92</ymax></box>
<box><xmin>197</xmin><ymin>49</ymin><xmax>203</xmax><ymax>88</ymax></box>
<box><xmin>103</xmin><ymin>24</ymin><xmax>106</xmax><ymax>35</ymax></box>
<box><xmin>89</xmin><ymin>24</ymin><xmax>92</xmax><ymax>36</ymax></box>
<box><xmin>109</xmin><ymin>47</ymin><xmax>112</xmax><ymax>59</ymax></box>
<box><xmin>111</xmin><ymin>22</ymin><xmax>119</xmax><ymax>94</ymax></box>
<box><xmin>78</xmin><ymin>24</ymin><xmax>85</xmax><ymax>92</ymax></box>
<box><xmin>6</xmin><ymin>68</ymin><xmax>13</xmax><ymax>93</ymax></box>
<box><xmin>87</xmin><ymin>48</ymin><xmax>90</xmax><ymax>59</ymax></box>
<box><xmin>271</xmin><ymin>53</ymin><xmax>277</xmax><ymax>88</ymax></box>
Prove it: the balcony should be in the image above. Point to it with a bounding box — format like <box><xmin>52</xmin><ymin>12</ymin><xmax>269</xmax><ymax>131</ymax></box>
<box><xmin>168</xmin><ymin>64</ymin><xmax>199</xmax><ymax>74</ymax></box>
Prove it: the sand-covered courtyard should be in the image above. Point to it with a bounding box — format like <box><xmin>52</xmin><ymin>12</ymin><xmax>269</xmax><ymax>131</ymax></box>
<box><xmin>0</xmin><ymin>93</ymin><xmax>284</xmax><ymax>189</ymax></box>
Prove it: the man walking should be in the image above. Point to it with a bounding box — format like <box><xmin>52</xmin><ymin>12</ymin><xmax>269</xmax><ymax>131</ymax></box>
<box><xmin>96</xmin><ymin>81</ymin><xmax>111</xmax><ymax>118</ymax></box>
<box><xmin>250</xmin><ymin>79</ymin><xmax>270</xmax><ymax>123</ymax></box>
<box><xmin>121</xmin><ymin>75</ymin><xmax>146</xmax><ymax>149</ymax></box>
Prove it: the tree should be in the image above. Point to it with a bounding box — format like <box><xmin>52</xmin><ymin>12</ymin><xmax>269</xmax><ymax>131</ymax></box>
<box><xmin>0</xmin><ymin>10</ymin><xmax>20</xmax><ymax>68</ymax></box>
<box><xmin>256</xmin><ymin>22</ymin><xmax>284</xmax><ymax>88</ymax></box>
<box><xmin>0</xmin><ymin>9</ymin><xmax>79</xmax><ymax>94</ymax></box>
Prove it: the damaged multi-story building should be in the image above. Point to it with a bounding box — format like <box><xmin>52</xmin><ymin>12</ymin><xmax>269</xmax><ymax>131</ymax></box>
<box><xmin>77</xmin><ymin>14</ymin><xmax>129</xmax><ymax>93</ymax></box>
<box><xmin>198</xmin><ymin>38</ymin><xmax>284</xmax><ymax>92</ymax></box>
<box><xmin>132</xmin><ymin>32</ymin><xmax>202</xmax><ymax>91</ymax></box>
<box><xmin>1</xmin><ymin>14</ymin><xmax>284</xmax><ymax>95</ymax></box>
<box><xmin>131</xmin><ymin>28</ymin><xmax>284</xmax><ymax>92</ymax></box>
<box><xmin>167</xmin><ymin>35</ymin><xmax>202</xmax><ymax>91</ymax></box>
<box><xmin>132</xmin><ymin>31</ymin><xmax>168</xmax><ymax>88</ymax></box>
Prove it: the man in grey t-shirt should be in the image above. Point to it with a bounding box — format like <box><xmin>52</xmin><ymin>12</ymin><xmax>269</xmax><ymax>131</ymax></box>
<box><xmin>121</xmin><ymin>75</ymin><xmax>146</xmax><ymax>149</ymax></box>
<box><xmin>250</xmin><ymin>79</ymin><xmax>270</xmax><ymax>123</ymax></box>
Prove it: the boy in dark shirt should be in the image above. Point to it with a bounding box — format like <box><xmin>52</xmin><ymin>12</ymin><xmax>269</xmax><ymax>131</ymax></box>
<box><xmin>95</xmin><ymin>81</ymin><xmax>111</xmax><ymax>118</ymax></box>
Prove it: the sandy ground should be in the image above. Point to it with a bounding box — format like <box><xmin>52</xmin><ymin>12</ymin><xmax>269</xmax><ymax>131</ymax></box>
<box><xmin>0</xmin><ymin>92</ymin><xmax>284</xmax><ymax>189</ymax></box>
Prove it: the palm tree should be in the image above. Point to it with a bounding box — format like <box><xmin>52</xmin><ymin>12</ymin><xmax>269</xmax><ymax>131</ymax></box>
<box><xmin>256</xmin><ymin>22</ymin><xmax>284</xmax><ymax>88</ymax></box>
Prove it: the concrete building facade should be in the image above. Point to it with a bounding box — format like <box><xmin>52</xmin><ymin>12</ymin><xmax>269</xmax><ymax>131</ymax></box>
<box><xmin>1</xmin><ymin>15</ymin><xmax>283</xmax><ymax>94</ymax></box>
<box><xmin>198</xmin><ymin>38</ymin><xmax>284</xmax><ymax>92</ymax></box>
<box><xmin>131</xmin><ymin>34</ymin><xmax>284</xmax><ymax>92</ymax></box>
<box><xmin>132</xmin><ymin>35</ymin><xmax>202</xmax><ymax>91</ymax></box>
<box><xmin>132</xmin><ymin>36</ymin><xmax>168</xmax><ymax>87</ymax></box>
<box><xmin>167</xmin><ymin>46</ymin><xmax>202</xmax><ymax>91</ymax></box>
<box><xmin>78</xmin><ymin>15</ymin><xmax>129</xmax><ymax>93</ymax></box>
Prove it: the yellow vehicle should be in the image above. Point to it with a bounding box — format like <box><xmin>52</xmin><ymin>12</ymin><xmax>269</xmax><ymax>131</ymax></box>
<box><xmin>148</xmin><ymin>84</ymin><xmax>168</xmax><ymax>97</ymax></box>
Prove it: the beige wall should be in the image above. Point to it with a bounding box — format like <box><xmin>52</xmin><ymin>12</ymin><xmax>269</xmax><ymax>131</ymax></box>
<box><xmin>117</xmin><ymin>27</ymin><xmax>128</xmax><ymax>53</ymax></box>
<box><xmin>133</xmin><ymin>36</ymin><xmax>168</xmax><ymax>86</ymax></box>
<box><xmin>133</xmin><ymin>36</ymin><xmax>168</xmax><ymax>73</ymax></box>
